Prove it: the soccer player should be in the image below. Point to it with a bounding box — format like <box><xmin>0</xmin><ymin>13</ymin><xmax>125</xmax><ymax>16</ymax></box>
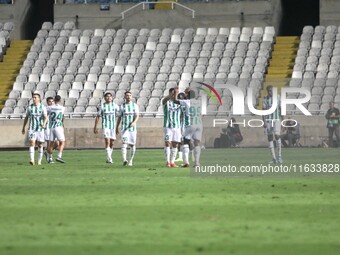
<box><xmin>44</xmin><ymin>97</ymin><xmax>59</xmax><ymax>161</ymax></box>
<box><xmin>325</xmin><ymin>101</ymin><xmax>340</xmax><ymax>147</ymax></box>
<box><xmin>94</xmin><ymin>91</ymin><xmax>118</xmax><ymax>164</ymax></box>
<box><xmin>115</xmin><ymin>91</ymin><xmax>139</xmax><ymax>166</ymax></box>
<box><xmin>262</xmin><ymin>85</ymin><xmax>283</xmax><ymax>163</ymax></box>
<box><xmin>175</xmin><ymin>92</ymin><xmax>186</xmax><ymax>163</ymax></box>
<box><xmin>21</xmin><ymin>92</ymin><xmax>48</xmax><ymax>165</ymax></box>
<box><xmin>47</xmin><ymin>95</ymin><xmax>66</xmax><ymax>163</ymax></box>
<box><xmin>162</xmin><ymin>87</ymin><xmax>182</xmax><ymax>167</ymax></box>
<box><xmin>180</xmin><ymin>88</ymin><xmax>203</xmax><ymax>167</ymax></box>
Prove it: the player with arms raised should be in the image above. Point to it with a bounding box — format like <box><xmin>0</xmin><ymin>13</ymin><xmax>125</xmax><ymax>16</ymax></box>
<box><xmin>162</xmin><ymin>87</ymin><xmax>182</xmax><ymax>167</ymax></box>
<box><xmin>179</xmin><ymin>88</ymin><xmax>203</xmax><ymax>167</ymax></box>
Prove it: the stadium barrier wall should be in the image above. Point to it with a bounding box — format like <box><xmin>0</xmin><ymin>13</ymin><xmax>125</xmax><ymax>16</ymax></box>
<box><xmin>0</xmin><ymin>0</ymin><xmax>31</xmax><ymax>39</ymax></box>
<box><xmin>54</xmin><ymin>0</ymin><xmax>282</xmax><ymax>31</ymax></box>
<box><xmin>0</xmin><ymin>116</ymin><xmax>329</xmax><ymax>148</ymax></box>
<box><xmin>320</xmin><ymin>0</ymin><xmax>340</xmax><ymax>26</ymax></box>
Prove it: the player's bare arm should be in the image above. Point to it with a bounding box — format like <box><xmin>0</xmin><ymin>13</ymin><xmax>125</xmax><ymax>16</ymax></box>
<box><xmin>162</xmin><ymin>94</ymin><xmax>172</xmax><ymax>105</ymax></box>
<box><xmin>22</xmin><ymin>115</ymin><xmax>28</xmax><ymax>135</ymax></box>
<box><xmin>94</xmin><ymin>115</ymin><xmax>100</xmax><ymax>134</ymax></box>
<box><xmin>116</xmin><ymin>116</ymin><xmax>121</xmax><ymax>134</ymax></box>
<box><xmin>42</xmin><ymin>113</ymin><xmax>48</xmax><ymax>129</ymax></box>
<box><xmin>130</xmin><ymin>113</ymin><xmax>139</xmax><ymax>128</ymax></box>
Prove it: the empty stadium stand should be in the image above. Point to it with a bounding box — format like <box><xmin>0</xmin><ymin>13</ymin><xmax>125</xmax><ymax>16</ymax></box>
<box><xmin>288</xmin><ymin>25</ymin><xmax>340</xmax><ymax>114</ymax></box>
<box><xmin>0</xmin><ymin>22</ymin><xmax>20</xmax><ymax>112</ymax></box>
<box><xmin>1</xmin><ymin>22</ymin><xmax>276</xmax><ymax>117</ymax></box>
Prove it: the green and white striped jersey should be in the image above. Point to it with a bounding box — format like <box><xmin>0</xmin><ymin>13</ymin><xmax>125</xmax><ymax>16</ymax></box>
<box><xmin>120</xmin><ymin>102</ymin><xmax>139</xmax><ymax>132</ymax></box>
<box><xmin>47</xmin><ymin>104</ymin><xmax>65</xmax><ymax>128</ymax></box>
<box><xmin>163</xmin><ymin>100</ymin><xmax>182</xmax><ymax>128</ymax></box>
<box><xmin>26</xmin><ymin>103</ymin><xmax>47</xmax><ymax>131</ymax></box>
<box><xmin>263</xmin><ymin>95</ymin><xmax>281</xmax><ymax>120</ymax></box>
<box><xmin>98</xmin><ymin>102</ymin><xmax>117</xmax><ymax>129</ymax></box>
<box><xmin>179</xmin><ymin>100</ymin><xmax>191</xmax><ymax>128</ymax></box>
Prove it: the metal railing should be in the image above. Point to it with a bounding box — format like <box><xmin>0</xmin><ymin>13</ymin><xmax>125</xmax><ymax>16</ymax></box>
<box><xmin>121</xmin><ymin>1</ymin><xmax>195</xmax><ymax>19</ymax></box>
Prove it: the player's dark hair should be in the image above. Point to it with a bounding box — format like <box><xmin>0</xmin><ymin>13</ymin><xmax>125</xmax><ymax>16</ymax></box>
<box><xmin>178</xmin><ymin>92</ymin><xmax>186</xmax><ymax>100</ymax></box>
<box><xmin>125</xmin><ymin>90</ymin><xmax>132</xmax><ymax>95</ymax></box>
<box><xmin>46</xmin><ymin>97</ymin><xmax>53</xmax><ymax>102</ymax></box>
<box><xmin>187</xmin><ymin>90</ymin><xmax>196</xmax><ymax>99</ymax></box>
<box><xmin>266</xmin><ymin>85</ymin><xmax>273</xmax><ymax>91</ymax></box>
<box><xmin>104</xmin><ymin>91</ymin><xmax>112</xmax><ymax>97</ymax></box>
<box><xmin>54</xmin><ymin>95</ymin><xmax>61</xmax><ymax>103</ymax></box>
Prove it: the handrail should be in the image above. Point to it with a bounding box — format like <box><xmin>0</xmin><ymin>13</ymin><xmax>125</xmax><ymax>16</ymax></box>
<box><xmin>121</xmin><ymin>1</ymin><xmax>195</xmax><ymax>20</ymax></box>
<box><xmin>121</xmin><ymin>2</ymin><xmax>143</xmax><ymax>20</ymax></box>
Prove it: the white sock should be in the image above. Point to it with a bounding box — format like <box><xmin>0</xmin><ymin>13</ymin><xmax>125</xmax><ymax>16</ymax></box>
<box><xmin>191</xmin><ymin>150</ymin><xmax>195</xmax><ymax>162</ymax></box>
<box><xmin>38</xmin><ymin>147</ymin><xmax>44</xmax><ymax>162</ymax></box>
<box><xmin>183</xmin><ymin>144</ymin><xmax>190</xmax><ymax>164</ymax></box>
<box><xmin>58</xmin><ymin>151</ymin><xmax>62</xmax><ymax>158</ymax></box>
<box><xmin>269</xmin><ymin>141</ymin><xmax>276</xmax><ymax>159</ymax></box>
<box><xmin>193</xmin><ymin>146</ymin><xmax>201</xmax><ymax>165</ymax></box>
<box><xmin>177</xmin><ymin>151</ymin><xmax>183</xmax><ymax>159</ymax></box>
<box><xmin>106</xmin><ymin>147</ymin><xmax>111</xmax><ymax>161</ymax></box>
<box><xmin>29</xmin><ymin>146</ymin><xmax>34</xmax><ymax>161</ymax></box>
<box><xmin>129</xmin><ymin>146</ymin><xmax>136</xmax><ymax>162</ymax></box>
<box><xmin>164</xmin><ymin>147</ymin><xmax>170</xmax><ymax>163</ymax></box>
<box><xmin>277</xmin><ymin>138</ymin><xmax>282</xmax><ymax>158</ymax></box>
<box><xmin>122</xmin><ymin>144</ymin><xmax>127</xmax><ymax>161</ymax></box>
<box><xmin>170</xmin><ymin>147</ymin><xmax>178</xmax><ymax>164</ymax></box>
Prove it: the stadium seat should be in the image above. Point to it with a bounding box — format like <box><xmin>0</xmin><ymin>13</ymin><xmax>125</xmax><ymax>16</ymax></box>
<box><xmin>4</xmin><ymin>24</ymin><xmax>279</xmax><ymax>115</ymax></box>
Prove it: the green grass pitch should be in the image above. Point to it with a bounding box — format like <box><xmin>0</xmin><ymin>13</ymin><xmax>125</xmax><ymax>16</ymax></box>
<box><xmin>0</xmin><ymin>148</ymin><xmax>340</xmax><ymax>255</ymax></box>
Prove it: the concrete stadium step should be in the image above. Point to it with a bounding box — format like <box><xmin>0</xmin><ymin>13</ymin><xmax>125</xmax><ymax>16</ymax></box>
<box><xmin>0</xmin><ymin>64</ymin><xmax>21</xmax><ymax>70</ymax></box>
<box><xmin>0</xmin><ymin>69</ymin><xmax>18</xmax><ymax>75</ymax></box>
<box><xmin>155</xmin><ymin>0</ymin><xmax>175</xmax><ymax>9</ymax></box>
<box><xmin>275</xmin><ymin>36</ymin><xmax>300</xmax><ymax>43</ymax></box>
<box><xmin>0</xmin><ymin>40</ymin><xmax>32</xmax><ymax>111</ymax></box>
<box><xmin>258</xmin><ymin>36</ymin><xmax>298</xmax><ymax>109</ymax></box>
<box><xmin>266</xmin><ymin>72</ymin><xmax>292</xmax><ymax>78</ymax></box>
<box><xmin>266</xmin><ymin>36</ymin><xmax>298</xmax><ymax>79</ymax></box>
<box><xmin>2</xmin><ymin>55</ymin><xmax>25</xmax><ymax>61</ymax></box>
<box><xmin>270</xmin><ymin>59</ymin><xmax>294</xmax><ymax>64</ymax></box>
<box><xmin>0</xmin><ymin>77</ymin><xmax>16</xmax><ymax>83</ymax></box>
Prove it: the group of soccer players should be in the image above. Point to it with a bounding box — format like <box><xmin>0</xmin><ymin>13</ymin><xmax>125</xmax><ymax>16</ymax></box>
<box><xmin>22</xmin><ymin>90</ymin><xmax>140</xmax><ymax>166</ymax></box>
<box><xmin>22</xmin><ymin>86</ymin><xmax>203</xmax><ymax>167</ymax></box>
<box><xmin>162</xmin><ymin>86</ymin><xmax>203</xmax><ymax>167</ymax></box>
<box><xmin>22</xmin><ymin>83</ymin><xmax>287</xmax><ymax>166</ymax></box>
<box><xmin>93</xmin><ymin>90</ymin><xmax>139</xmax><ymax>166</ymax></box>
<box><xmin>22</xmin><ymin>93</ymin><xmax>65</xmax><ymax>165</ymax></box>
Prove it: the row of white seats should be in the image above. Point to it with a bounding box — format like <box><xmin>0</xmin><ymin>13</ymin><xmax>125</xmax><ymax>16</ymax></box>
<box><xmin>0</xmin><ymin>22</ymin><xmax>14</xmax><ymax>60</ymax></box>
<box><xmin>3</xmin><ymin>22</ymin><xmax>275</xmax><ymax>115</ymax></box>
<box><xmin>3</xmin><ymin>76</ymin><xmax>262</xmax><ymax>114</ymax></box>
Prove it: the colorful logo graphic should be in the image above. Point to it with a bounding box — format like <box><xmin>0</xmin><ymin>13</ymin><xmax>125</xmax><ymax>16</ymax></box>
<box><xmin>197</xmin><ymin>82</ymin><xmax>222</xmax><ymax>106</ymax></box>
